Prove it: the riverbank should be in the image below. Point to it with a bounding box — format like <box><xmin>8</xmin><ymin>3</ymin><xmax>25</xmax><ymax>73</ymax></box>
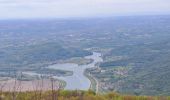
<box><xmin>0</xmin><ymin>79</ymin><xmax>59</xmax><ymax>92</ymax></box>
<box><xmin>84</xmin><ymin>71</ymin><xmax>98</xmax><ymax>92</ymax></box>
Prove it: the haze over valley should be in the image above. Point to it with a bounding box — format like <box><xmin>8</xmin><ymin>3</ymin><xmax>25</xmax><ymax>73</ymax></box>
<box><xmin>0</xmin><ymin>15</ymin><xmax>170</xmax><ymax>96</ymax></box>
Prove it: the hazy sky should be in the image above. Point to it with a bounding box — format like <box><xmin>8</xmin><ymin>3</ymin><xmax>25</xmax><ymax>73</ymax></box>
<box><xmin>0</xmin><ymin>0</ymin><xmax>170</xmax><ymax>19</ymax></box>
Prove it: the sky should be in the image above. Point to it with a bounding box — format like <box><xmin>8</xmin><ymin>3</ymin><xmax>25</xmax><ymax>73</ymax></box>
<box><xmin>0</xmin><ymin>0</ymin><xmax>170</xmax><ymax>19</ymax></box>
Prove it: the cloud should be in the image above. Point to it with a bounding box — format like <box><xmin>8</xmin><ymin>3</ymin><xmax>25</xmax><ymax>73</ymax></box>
<box><xmin>0</xmin><ymin>0</ymin><xmax>170</xmax><ymax>19</ymax></box>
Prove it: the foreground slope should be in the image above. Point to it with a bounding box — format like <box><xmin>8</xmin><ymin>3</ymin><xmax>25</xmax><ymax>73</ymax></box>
<box><xmin>0</xmin><ymin>90</ymin><xmax>170</xmax><ymax>100</ymax></box>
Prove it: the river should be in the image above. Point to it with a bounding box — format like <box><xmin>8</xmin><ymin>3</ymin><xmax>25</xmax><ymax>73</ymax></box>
<box><xmin>47</xmin><ymin>52</ymin><xmax>103</xmax><ymax>90</ymax></box>
<box><xmin>22</xmin><ymin>52</ymin><xmax>103</xmax><ymax>90</ymax></box>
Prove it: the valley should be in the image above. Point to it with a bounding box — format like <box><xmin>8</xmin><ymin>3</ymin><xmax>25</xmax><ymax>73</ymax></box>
<box><xmin>0</xmin><ymin>15</ymin><xmax>170</xmax><ymax>95</ymax></box>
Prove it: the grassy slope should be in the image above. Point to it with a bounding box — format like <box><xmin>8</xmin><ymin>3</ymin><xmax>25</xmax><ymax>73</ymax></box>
<box><xmin>0</xmin><ymin>90</ymin><xmax>169</xmax><ymax>100</ymax></box>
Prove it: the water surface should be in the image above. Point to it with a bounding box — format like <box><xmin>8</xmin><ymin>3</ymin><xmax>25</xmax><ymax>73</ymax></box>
<box><xmin>47</xmin><ymin>52</ymin><xmax>103</xmax><ymax>90</ymax></box>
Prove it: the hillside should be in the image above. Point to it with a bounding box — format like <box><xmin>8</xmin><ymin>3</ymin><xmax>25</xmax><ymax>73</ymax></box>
<box><xmin>0</xmin><ymin>90</ymin><xmax>169</xmax><ymax>100</ymax></box>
